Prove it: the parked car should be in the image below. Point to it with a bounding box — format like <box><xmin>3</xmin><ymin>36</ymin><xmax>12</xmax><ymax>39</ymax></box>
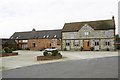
<box><xmin>44</xmin><ymin>47</ymin><xmax>58</xmax><ymax>52</ymax></box>
<box><xmin>43</xmin><ymin>47</ymin><xmax>59</xmax><ymax>56</ymax></box>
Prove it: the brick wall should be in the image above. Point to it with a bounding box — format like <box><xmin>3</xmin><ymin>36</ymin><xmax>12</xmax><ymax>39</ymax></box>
<box><xmin>28</xmin><ymin>39</ymin><xmax>61</xmax><ymax>50</ymax></box>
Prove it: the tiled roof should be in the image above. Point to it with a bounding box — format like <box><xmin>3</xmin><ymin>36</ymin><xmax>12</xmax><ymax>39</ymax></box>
<box><xmin>62</xmin><ymin>19</ymin><xmax>115</xmax><ymax>32</ymax></box>
<box><xmin>10</xmin><ymin>29</ymin><xmax>62</xmax><ymax>40</ymax></box>
<box><xmin>0</xmin><ymin>38</ymin><xmax>17</xmax><ymax>45</ymax></box>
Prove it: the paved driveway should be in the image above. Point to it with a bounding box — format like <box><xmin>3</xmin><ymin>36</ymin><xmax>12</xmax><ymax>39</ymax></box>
<box><xmin>0</xmin><ymin>50</ymin><xmax>118</xmax><ymax>71</ymax></box>
<box><xmin>2</xmin><ymin>56</ymin><xmax>118</xmax><ymax>78</ymax></box>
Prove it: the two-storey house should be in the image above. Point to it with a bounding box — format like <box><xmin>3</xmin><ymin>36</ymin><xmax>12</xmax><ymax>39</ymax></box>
<box><xmin>62</xmin><ymin>17</ymin><xmax>115</xmax><ymax>51</ymax></box>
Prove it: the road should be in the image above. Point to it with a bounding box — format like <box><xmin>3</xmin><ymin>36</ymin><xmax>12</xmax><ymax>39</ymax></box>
<box><xmin>2</xmin><ymin>56</ymin><xmax>119</xmax><ymax>78</ymax></box>
<box><xmin>1</xmin><ymin>51</ymin><xmax>118</xmax><ymax>71</ymax></box>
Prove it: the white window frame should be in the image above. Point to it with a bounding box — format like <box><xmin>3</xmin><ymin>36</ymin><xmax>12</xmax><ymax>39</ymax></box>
<box><xmin>43</xmin><ymin>35</ymin><xmax>46</xmax><ymax>38</ymax></box>
<box><xmin>85</xmin><ymin>32</ymin><xmax>89</xmax><ymax>36</ymax></box>
<box><xmin>70</xmin><ymin>33</ymin><xmax>74</xmax><ymax>39</ymax></box>
<box><xmin>22</xmin><ymin>40</ymin><xmax>28</xmax><ymax>42</ymax></box>
<box><xmin>16</xmin><ymin>37</ymin><xmax>18</xmax><ymax>39</ymax></box>
<box><xmin>105</xmin><ymin>41</ymin><xmax>110</xmax><ymax>46</ymax></box>
<box><xmin>47</xmin><ymin>35</ymin><xmax>49</xmax><ymax>38</ymax></box>
<box><xmin>66</xmin><ymin>40</ymin><xmax>70</xmax><ymax>46</ymax></box>
<box><xmin>54</xmin><ymin>35</ymin><xmax>57</xmax><ymax>38</ymax></box>
<box><xmin>74</xmin><ymin>40</ymin><xmax>79</xmax><ymax>47</ymax></box>
<box><xmin>95</xmin><ymin>41</ymin><xmax>99</xmax><ymax>46</ymax></box>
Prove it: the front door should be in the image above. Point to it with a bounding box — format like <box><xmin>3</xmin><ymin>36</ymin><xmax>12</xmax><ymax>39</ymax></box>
<box><xmin>66</xmin><ymin>40</ymin><xmax>70</xmax><ymax>50</ymax></box>
<box><xmin>84</xmin><ymin>40</ymin><xmax>90</xmax><ymax>51</ymax></box>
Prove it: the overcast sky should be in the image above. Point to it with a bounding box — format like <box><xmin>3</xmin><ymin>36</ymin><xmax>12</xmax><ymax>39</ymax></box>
<box><xmin>0</xmin><ymin>0</ymin><xmax>119</xmax><ymax>38</ymax></box>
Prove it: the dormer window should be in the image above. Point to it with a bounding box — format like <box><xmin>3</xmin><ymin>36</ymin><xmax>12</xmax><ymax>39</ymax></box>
<box><xmin>43</xmin><ymin>35</ymin><xmax>46</xmax><ymax>38</ymax></box>
<box><xmin>11</xmin><ymin>37</ymin><xmax>13</xmax><ymax>39</ymax></box>
<box><xmin>47</xmin><ymin>35</ymin><xmax>49</xmax><ymax>38</ymax></box>
<box><xmin>16</xmin><ymin>37</ymin><xmax>18</xmax><ymax>39</ymax></box>
<box><xmin>85</xmin><ymin>32</ymin><xmax>89</xmax><ymax>36</ymax></box>
<box><xmin>54</xmin><ymin>35</ymin><xmax>57</xmax><ymax>38</ymax></box>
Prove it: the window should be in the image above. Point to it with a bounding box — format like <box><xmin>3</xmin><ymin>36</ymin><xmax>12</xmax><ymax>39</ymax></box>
<box><xmin>43</xmin><ymin>35</ymin><xmax>46</xmax><ymax>38</ymax></box>
<box><xmin>54</xmin><ymin>35</ymin><xmax>57</xmax><ymax>38</ymax></box>
<box><xmin>22</xmin><ymin>40</ymin><xmax>28</xmax><ymax>42</ymax></box>
<box><xmin>47</xmin><ymin>35</ymin><xmax>49</xmax><ymax>38</ymax></box>
<box><xmin>66</xmin><ymin>40</ymin><xmax>70</xmax><ymax>46</ymax></box>
<box><xmin>106</xmin><ymin>41</ymin><xmax>110</xmax><ymax>46</ymax></box>
<box><xmin>85</xmin><ymin>32</ymin><xmax>89</xmax><ymax>36</ymax></box>
<box><xmin>95</xmin><ymin>41</ymin><xmax>99</xmax><ymax>46</ymax></box>
<box><xmin>74</xmin><ymin>40</ymin><xmax>79</xmax><ymax>46</ymax></box>
<box><xmin>16</xmin><ymin>37</ymin><xmax>18</xmax><ymax>39</ymax></box>
<box><xmin>70</xmin><ymin>33</ymin><xmax>74</xmax><ymax>39</ymax></box>
<box><xmin>50</xmin><ymin>43</ymin><xmax>51</xmax><ymax>47</ymax></box>
<box><xmin>11</xmin><ymin>37</ymin><xmax>13</xmax><ymax>39</ymax></box>
<box><xmin>33</xmin><ymin>43</ymin><xmax>36</xmax><ymax>47</ymax></box>
<box><xmin>22</xmin><ymin>44</ymin><xmax>27</xmax><ymax>49</ymax></box>
<box><xmin>19</xmin><ymin>40</ymin><xmax>22</xmax><ymax>42</ymax></box>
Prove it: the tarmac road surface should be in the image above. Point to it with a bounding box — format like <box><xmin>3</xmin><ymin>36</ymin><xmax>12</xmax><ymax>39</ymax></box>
<box><xmin>2</xmin><ymin>56</ymin><xmax>119</xmax><ymax>78</ymax></box>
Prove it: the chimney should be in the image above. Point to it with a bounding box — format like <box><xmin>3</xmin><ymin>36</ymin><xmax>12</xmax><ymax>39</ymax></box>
<box><xmin>112</xmin><ymin>16</ymin><xmax>114</xmax><ymax>20</ymax></box>
<box><xmin>32</xmin><ymin>28</ymin><xmax>36</xmax><ymax>31</ymax></box>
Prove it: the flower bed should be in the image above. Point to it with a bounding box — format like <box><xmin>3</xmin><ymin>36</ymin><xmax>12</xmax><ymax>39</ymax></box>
<box><xmin>0</xmin><ymin>52</ymin><xmax>18</xmax><ymax>57</ymax></box>
<box><xmin>0</xmin><ymin>47</ymin><xmax>19</xmax><ymax>57</ymax></box>
<box><xmin>37</xmin><ymin>49</ymin><xmax>62</xmax><ymax>61</ymax></box>
<box><xmin>37</xmin><ymin>55</ymin><xmax>62</xmax><ymax>61</ymax></box>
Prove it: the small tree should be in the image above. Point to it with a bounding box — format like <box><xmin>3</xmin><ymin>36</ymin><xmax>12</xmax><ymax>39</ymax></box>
<box><xmin>4</xmin><ymin>47</ymin><xmax>12</xmax><ymax>53</ymax></box>
<box><xmin>106</xmin><ymin>48</ymin><xmax>110</xmax><ymax>51</ymax></box>
<box><xmin>64</xmin><ymin>48</ymin><xmax>67</xmax><ymax>51</ymax></box>
<box><xmin>51</xmin><ymin>50</ymin><xmax>58</xmax><ymax>56</ymax></box>
<box><xmin>80</xmin><ymin>47</ymin><xmax>83</xmax><ymax>51</ymax></box>
<box><xmin>90</xmin><ymin>47</ymin><xmax>94</xmax><ymax>51</ymax></box>
<box><xmin>43</xmin><ymin>51</ymin><xmax>48</xmax><ymax>56</ymax></box>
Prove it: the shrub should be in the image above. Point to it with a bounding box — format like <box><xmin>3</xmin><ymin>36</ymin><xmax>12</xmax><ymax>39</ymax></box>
<box><xmin>80</xmin><ymin>47</ymin><xmax>83</xmax><ymax>51</ymax></box>
<box><xmin>43</xmin><ymin>51</ymin><xmax>48</xmax><ymax>56</ymax></box>
<box><xmin>106</xmin><ymin>48</ymin><xmax>109</xmax><ymax>51</ymax></box>
<box><xmin>0</xmin><ymin>50</ymin><xmax>5</xmax><ymax>54</ymax></box>
<box><xmin>116</xmin><ymin>45</ymin><xmax>120</xmax><ymax>50</ymax></box>
<box><xmin>18</xmin><ymin>47</ymin><xmax>22</xmax><ymax>50</ymax></box>
<box><xmin>11</xmin><ymin>47</ymin><xmax>16</xmax><ymax>51</ymax></box>
<box><xmin>40</xmin><ymin>49</ymin><xmax>43</xmax><ymax>51</ymax></box>
<box><xmin>64</xmin><ymin>48</ymin><xmax>67</xmax><ymax>51</ymax></box>
<box><xmin>4</xmin><ymin>47</ymin><xmax>12</xmax><ymax>53</ymax></box>
<box><xmin>51</xmin><ymin>50</ymin><xmax>58</xmax><ymax>56</ymax></box>
<box><xmin>25</xmin><ymin>48</ymin><xmax>30</xmax><ymax>50</ymax></box>
<box><xmin>40</xmin><ymin>48</ymin><xmax>44</xmax><ymax>51</ymax></box>
<box><xmin>90</xmin><ymin>47</ymin><xmax>94</xmax><ymax>51</ymax></box>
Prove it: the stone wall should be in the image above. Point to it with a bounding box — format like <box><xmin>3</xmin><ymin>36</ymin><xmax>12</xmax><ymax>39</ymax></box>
<box><xmin>62</xmin><ymin>25</ymin><xmax>114</xmax><ymax>39</ymax></box>
<box><xmin>62</xmin><ymin>24</ymin><xmax>115</xmax><ymax>51</ymax></box>
<box><xmin>100</xmin><ymin>38</ymin><xmax>115</xmax><ymax>50</ymax></box>
<box><xmin>62</xmin><ymin>39</ymin><xmax>115</xmax><ymax>51</ymax></box>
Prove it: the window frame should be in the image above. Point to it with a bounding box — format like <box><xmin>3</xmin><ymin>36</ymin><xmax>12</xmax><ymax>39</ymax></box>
<box><xmin>84</xmin><ymin>32</ymin><xmax>89</xmax><ymax>36</ymax></box>
<box><xmin>95</xmin><ymin>41</ymin><xmax>99</xmax><ymax>46</ymax></box>
<box><xmin>66</xmin><ymin>40</ymin><xmax>70</xmax><ymax>46</ymax></box>
<box><xmin>105</xmin><ymin>41</ymin><xmax>110</xmax><ymax>46</ymax></box>
<box><xmin>33</xmin><ymin>43</ymin><xmax>36</xmax><ymax>47</ymax></box>
<box><xmin>70</xmin><ymin>33</ymin><xmax>74</xmax><ymax>39</ymax></box>
<box><xmin>74</xmin><ymin>40</ymin><xmax>79</xmax><ymax>47</ymax></box>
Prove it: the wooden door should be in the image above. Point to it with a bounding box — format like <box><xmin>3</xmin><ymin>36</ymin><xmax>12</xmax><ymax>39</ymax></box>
<box><xmin>84</xmin><ymin>40</ymin><xmax>90</xmax><ymax>51</ymax></box>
